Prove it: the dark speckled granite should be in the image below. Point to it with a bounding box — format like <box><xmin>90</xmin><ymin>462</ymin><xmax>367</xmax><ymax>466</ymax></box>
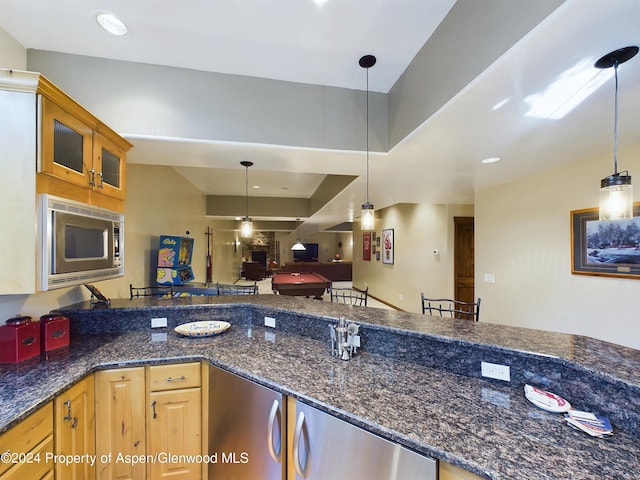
<box><xmin>1</xmin><ymin>295</ymin><xmax>639</xmax><ymax>479</ymax></box>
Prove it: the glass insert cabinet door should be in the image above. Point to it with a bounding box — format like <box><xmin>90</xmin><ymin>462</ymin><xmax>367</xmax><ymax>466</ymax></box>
<box><xmin>93</xmin><ymin>132</ymin><xmax>126</xmax><ymax>199</ymax></box>
<box><xmin>40</xmin><ymin>96</ymin><xmax>93</xmax><ymax>188</ymax></box>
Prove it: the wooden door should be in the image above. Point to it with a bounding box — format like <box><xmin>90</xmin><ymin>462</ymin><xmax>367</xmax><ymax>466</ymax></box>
<box><xmin>95</xmin><ymin>367</ymin><xmax>146</xmax><ymax>480</ymax></box>
<box><xmin>54</xmin><ymin>375</ymin><xmax>95</xmax><ymax>480</ymax></box>
<box><xmin>454</xmin><ymin>217</ymin><xmax>475</xmax><ymax>307</ymax></box>
<box><xmin>147</xmin><ymin>388</ymin><xmax>202</xmax><ymax>480</ymax></box>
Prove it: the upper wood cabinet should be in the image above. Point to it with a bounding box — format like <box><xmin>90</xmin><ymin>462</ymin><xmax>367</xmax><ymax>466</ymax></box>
<box><xmin>36</xmin><ymin>76</ymin><xmax>132</xmax><ymax>212</ymax></box>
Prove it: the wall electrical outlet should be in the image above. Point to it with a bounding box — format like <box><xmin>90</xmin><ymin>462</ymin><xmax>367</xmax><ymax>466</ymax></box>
<box><xmin>151</xmin><ymin>317</ymin><xmax>168</xmax><ymax>328</ymax></box>
<box><xmin>481</xmin><ymin>361</ymin><xmax>511</xmax><ymax>382</ymax></box>
<box><xmin>264</xmin><ymin>316</ymin><xmax>276</xmax><ymax>328</ymax></box>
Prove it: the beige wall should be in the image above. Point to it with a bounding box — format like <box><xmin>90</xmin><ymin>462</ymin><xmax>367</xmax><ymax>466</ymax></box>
<box><xmin>353</xmin><ymin>203</ymin><xmax>474</xmax><ymax>312</ymax></box>
<box><xmin>0</xmin><ymin>26</ymin><xmax>25</xmax><ymax>70</ymax></box>
<box><xmin>277</xmin><ymin>230</ymin><xmax>349</xmax><ymax>265</ymax></box>
<box><xmin>475</xmin><ymin>144</ymin><xmax>640</xmax><ymax>350</ymax></box>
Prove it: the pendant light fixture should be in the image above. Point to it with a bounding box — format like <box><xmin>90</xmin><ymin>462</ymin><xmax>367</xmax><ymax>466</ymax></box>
<box><xmin>291</xmin><ymin>219</ymin><xmax>306</xmax><ymax>251</ymax></box>
<box><xmin>595</xmin><ymin>46</ymin><xmax>638</xmax><ymax>221</ymax></box>
<box><xmin>240</xmin><ymin>161</ymin><xmax>253</xmax><ymax>237</ymax></box>
<box><xmin>360</xmin><ymin>54</ymin><xmax>376</xmax><ymax>231</ymax></box>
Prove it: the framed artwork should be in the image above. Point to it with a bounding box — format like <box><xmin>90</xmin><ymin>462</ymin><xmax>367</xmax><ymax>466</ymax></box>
<box><xmin>382</xmin><ymin>228</ymin><xmax>394</xmax><ymax>265</ymax></box>
<box><xmin>376</xmin><ymin>235</ymin><xmax>380</xmax><ymax>247</ymax></box>
<box><xmin>376</xmin><ymin>251</ymin><xmax>380</xmax><ymax>261</ymax></box>
<box><xmin>363</xmin><ymin>232</ymin><xmax>371</xmax><ymax>261</ymax></box>
<box><xmin>571</xmin><ymin>203</ymin><xmax>640</xmax><ymax>279</ymax></box>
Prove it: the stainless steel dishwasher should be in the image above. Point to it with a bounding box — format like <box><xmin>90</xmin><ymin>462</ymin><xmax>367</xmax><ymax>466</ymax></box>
<box><xmin>289</xmin><ymin>397</ymin><xmax>436</xmax><ymax>480</ymax></box>
<box><xmin>209</xmin><ymin>366</ymin><xmax>285</xmax><ymax>479</ymax></box>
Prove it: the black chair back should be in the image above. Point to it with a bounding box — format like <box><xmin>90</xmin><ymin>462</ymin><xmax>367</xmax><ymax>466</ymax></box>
<box><xmin>216</xmin><ymin>282</ymin><xmax>258</xmax><ymax>295</ymax></box>
<box><xmin>129</xmin><ymin>284</ymin><xmax>173</xmax><ymax>299</ymax></box>
<box><xmin>330</xmin><ymin>286</ymin><xmax>368</xmax><ymax>306</ymax></box>
<box><xmin>421</xmin><ymin>294</ymin><xmax>480</xmax><ymax>321</ymax></box>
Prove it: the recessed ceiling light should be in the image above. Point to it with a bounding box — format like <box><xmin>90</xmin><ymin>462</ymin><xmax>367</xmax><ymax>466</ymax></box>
<box><xmin>481</xmin><ymin>157</ymin><xmax>501</xmax><ymax>164</ymax></box>
<box><xmin>96</xmin><ymin>13</ymin><xmax>128</xmax><ymax>36</ymax></box>
<box><xmin>252</xmin><ymin>185</ymin><xmax>261</xmax><ymax>189</ymax></box>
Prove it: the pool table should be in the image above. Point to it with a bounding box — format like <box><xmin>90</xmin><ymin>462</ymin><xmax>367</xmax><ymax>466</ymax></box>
<box><xmin>271</xmin><ymin>272</ymin><xmax>331</xmax><ymax>299</ymax></box>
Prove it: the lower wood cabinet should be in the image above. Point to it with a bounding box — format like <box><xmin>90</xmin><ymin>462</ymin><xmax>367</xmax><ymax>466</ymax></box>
<box><xmin>95</xmin><ymin>362</ymin><xmax>204</xmax><ymax>480</ymax></box>
<box><xmin>0</xmin><ymin>402</ymin><xmax>53</xmax><ymax>480</ymax></box>
<box><xmin>439</xmin><ymin>461</ymin><xmax>484</xmax><ymax>480</ymax></box>
<box><xmin>95</xmin><ymin>367</ymin><xmax>146</xmax><ymax>480</ymax></box>
<box><xmin>54</xmin><ymin>375</ymin><xmax>95</xmax><ymax>480</ymax></box>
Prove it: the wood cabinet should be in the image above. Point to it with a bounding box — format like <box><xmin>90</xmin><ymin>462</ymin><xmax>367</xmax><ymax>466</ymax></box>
<box><xmin>0</xmin><ymin>402</ymin><xmax>53</xmax><ymax>480</ymax></box>
<box><xmin>147</xmin><ymin>363</ymin><xmax>202</xmax><ymax>480</ymax></box>
<box><xmin>439</xmin><ymin>461</ymin><xmax>484</xmax><ymax>480</ymax></box>
<box><xmin>95</xmin><ymin>367</ymin><xmax>146</xmax><ymax>480</ymax></box>
<box><xmin>37</xmin><ymin>82</ymin><xmax>132</xmax><ymax>212</ymax></box>
<box><xmin>54</xmin><ymin>374</ymin><xmax>96</xmax><ymax>480</ymax></box>
<box><xmin>95</xmin><ymin>362</ymin><xmax>204</xmax><ymax>480</ymax></box>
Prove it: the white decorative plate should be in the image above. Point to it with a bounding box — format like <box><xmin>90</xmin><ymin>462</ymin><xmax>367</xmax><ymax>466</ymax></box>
<box><xmin>174</xmin><ymin>321</ymin><xmax>231</xmax><ymax>337</ymax></box>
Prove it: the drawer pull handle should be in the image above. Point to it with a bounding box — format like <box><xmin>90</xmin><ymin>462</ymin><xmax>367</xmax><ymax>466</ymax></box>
<box><xmin>151</xmin><ymin>400</ymin><xmax>157</xmax><ymax>419</ymax></box>
<box><xmin>165</xmin><ymin>375</ymin><xmax>186</xmax><ymax>383</ymax></box>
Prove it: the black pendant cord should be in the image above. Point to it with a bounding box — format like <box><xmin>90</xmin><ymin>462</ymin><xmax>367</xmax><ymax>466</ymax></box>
<box><xmin>245</xmin><ymin>165</ymin><xmax>249</xmax><ymax>218</ymax></box>
<box><xmin>366</xmin><ymin>66</ymin><xmax>370</xmax><ymax>204</ymax></box>
<box><xmin>613</xmin><ymin>61</ymin><xmax>619</xmax><ymax>175</ymax></box>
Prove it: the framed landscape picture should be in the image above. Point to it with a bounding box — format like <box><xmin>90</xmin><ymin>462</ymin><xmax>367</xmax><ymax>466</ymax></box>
<box><xmin>382</xmin><ymin>228</ymin><xmax>394</xmax><ymax>265</ymax></box>
<box><xmin>571</xmin><ymin>203</ymin><xmax>640</xmax><ymax>279</ymax></box>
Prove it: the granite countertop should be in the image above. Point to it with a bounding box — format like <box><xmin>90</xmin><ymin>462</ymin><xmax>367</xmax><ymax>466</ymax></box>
<box><xmin>1</xmin><ymin>296</ymin><xmax>639</xmax><ymax>479</ymax></box>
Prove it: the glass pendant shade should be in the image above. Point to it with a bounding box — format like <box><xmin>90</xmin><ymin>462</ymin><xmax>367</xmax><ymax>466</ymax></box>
<box><xmin>291</xmin><ymin>240</ymin><xmax>306</xmax><ymax>251</ymax></box>
<box><xmin>599</xmin><ymin>173</ymin><xmax>633</xmax><ymax>220</ymax></box>
<box><xmin>241</xmin><ymin>217</ymin><xmax>253</xmax><ymax>237</ymax></box>
<box><xmin>361</xmin><ymin>202</ymin><xmax>375</xmax><ymax>231</ymax></box>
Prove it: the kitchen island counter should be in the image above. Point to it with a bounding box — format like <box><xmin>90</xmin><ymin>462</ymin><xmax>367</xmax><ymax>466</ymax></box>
<box><xmin>1</xmin><ymin>296</ymin><xmax>639</xmax><ymax>479</ymax></box>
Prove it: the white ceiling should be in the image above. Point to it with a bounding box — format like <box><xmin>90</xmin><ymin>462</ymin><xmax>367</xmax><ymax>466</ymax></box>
<box><xmin>2</xmin><ymin>0</ymin><xmax>639</xmax><ymax>232</ymax></box>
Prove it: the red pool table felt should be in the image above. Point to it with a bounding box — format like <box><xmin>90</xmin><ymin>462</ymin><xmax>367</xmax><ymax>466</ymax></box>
<box><xmin>271</xmin><ymin>272</ymin><xmax>331</xmax><ymax>299</ymax></box>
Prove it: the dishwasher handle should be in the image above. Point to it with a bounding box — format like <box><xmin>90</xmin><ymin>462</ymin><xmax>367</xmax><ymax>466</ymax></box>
<box><xmin>266</xmin><ymin>399</ymin><xmax>282</xmax><ymax>463</ymax></box>
<box><xmin>292</xmin><ymin>411</ymin><xmax>310</xmax><ymax>478</ymax></box>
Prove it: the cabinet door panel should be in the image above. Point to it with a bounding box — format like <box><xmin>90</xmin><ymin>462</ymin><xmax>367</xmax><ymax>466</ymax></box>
<box><xmin>148</xmin><ymin>388</ymin><xmax>201</xmax><ymax>480</ymax></box>
<box><xmin>40</xmin><ymin>97</ymin><xmax>93</xmax><ymax>188</ymax></box>
<box><xmin>54</xmin><ymin>375</ymin><xmax>95</xmax><ymax>480</ymax></box>
<box><xmin>93</xmin><ymin>132</ymin><xmax>126</xmax><ymax>200</ymax></box>
<box><xmin>95</xmin><ymin>368</ymin><xmax>146</xmax><ymax>480</ymax></box>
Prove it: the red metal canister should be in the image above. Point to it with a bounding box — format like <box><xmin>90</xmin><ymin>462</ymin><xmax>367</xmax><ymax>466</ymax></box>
<box><xmin>0</xmin><ymin>315</ymin><xmax>41</xmax><ymax>363</ymax></box>
<box><xmin>40</xmin><ymin>313</ymin><xmax>70</xmax><ymax>352</ymax></box>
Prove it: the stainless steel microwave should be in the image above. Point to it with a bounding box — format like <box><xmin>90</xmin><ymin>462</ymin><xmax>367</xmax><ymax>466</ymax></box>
<box><xmin>38</xmin><ymin>194</ymin><xmax>124</xmax><ymax>291</ymax></box>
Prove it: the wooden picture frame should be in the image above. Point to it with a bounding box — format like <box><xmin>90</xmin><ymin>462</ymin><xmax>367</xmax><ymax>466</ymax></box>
<box><xmin>363</xmin><ymin>232</ymin><xmax>371</xmax><ymax>261</ymax></box>
<box><xmin>382</xmin><ymin>228</ymin><xmax>394</xmax><ymax>265</ymax></box>
<box><xmin>571</xmin><ymin>203</ymin><xmax>640</xmax><ymax>279</ymax></box>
